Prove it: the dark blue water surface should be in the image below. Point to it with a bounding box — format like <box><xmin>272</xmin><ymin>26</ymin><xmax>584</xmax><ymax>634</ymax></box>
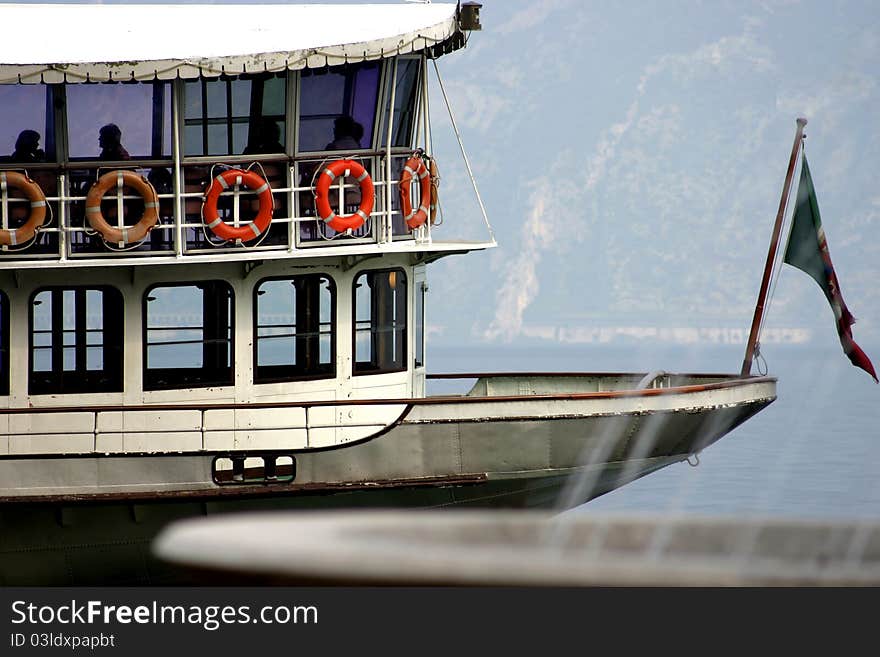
<box><xmin>428</xmin><ymin>343</ymin><xmax>880</xmax><ymax>519</ymax></box>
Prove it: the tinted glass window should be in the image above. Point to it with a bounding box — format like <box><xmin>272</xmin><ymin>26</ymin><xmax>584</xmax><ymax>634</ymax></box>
<box><xmin>299</xmin><ymin>62</ymin><xmax>380</xmax><ymax>152</ymax></box>
<box><xmin>0</xmin><ymin>85</ymin><xmax>55</xmax><ymax>163</ymax></box>
<box><xmin>184</xmin><ymin>74</ymin><xmax>286</xmax><ymax>156</ymax></box>
<box><xmin>29</xmin><ymin>286</ymin><xmax>124</xmax><ymax>394</ymax></box>
<box><xmin>255</xmin><ymin>275</ymin><xmax>335</xmax><ymax>383</ymax></box>
<box><xmin>353</xmin><ymin>269</ymin><xmax>407</xmax><ymax>375</ymax></box>
<box><xmin>66</xmin><ymin>82</ymin><xmax>172</xmax><ymax>159</ymax></box>
<box><xmin>144</xmin><ymin>282</ymin><xmax>234</xmax><ymax>390</ymax></box>
<box><xmin>385</xmin><ymin>58</ymin><xmax>421</xmax><ymax>148</ymax></box>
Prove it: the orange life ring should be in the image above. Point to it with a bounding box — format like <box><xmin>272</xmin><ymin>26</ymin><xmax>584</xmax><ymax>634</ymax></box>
<box><xmin>203</xmin><ymin>169</ymin><xmax>274</xmax><ymax>242</ymax></box>
<box><xmin>399</xmin><ymin>155</ymin><xmax>431</xmax><ymax>230</ymax></box>
<box><xmin>0</xmin><ymin>171</ymin><xmax>47</xmax><ymax>246</ymax></box>
<box><xmin>85</xmin><ymin>170</ymin><xmax>158</xmax><ymax>244</ymax></box>
<box><xmin>314</xmin><ymin>159</ymin><xmax>374</xmax><ymax>233</ymax></box>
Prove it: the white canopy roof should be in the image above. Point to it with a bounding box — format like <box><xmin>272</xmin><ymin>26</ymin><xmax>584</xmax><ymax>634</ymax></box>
<box><xmin>0</xmin><ymin>3</ymin><xmax>461</xmax><ymax>84</ymax></box>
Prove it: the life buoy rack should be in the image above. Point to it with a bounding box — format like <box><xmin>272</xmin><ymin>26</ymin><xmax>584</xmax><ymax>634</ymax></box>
<box><xmin>203</xmin><ymin>169</ymin><xmax>274</xmax><ymax>242</ymax></box>
<box><xmin>428</xmin><ymin>158</ymin><xmax>440</xmax><ymax>225</ymax></box>
<box><xmin>399</xmin><ymin>155</ymin><xmax>432</xmax><ymax>230</ymax></box>
<box><xmin>0</xmin><ymin>171</ymin><xmax>48</xmax><ymax>246</ymax></box>
<box><xmin>314</xmin><ymin>159</ymin><xmax>374</xmax><ymax>233</ymax></box>
<box><xmin>85</xmin><ymin>170</ymin><xmax>158</xmax><ymax>244</ymax></box>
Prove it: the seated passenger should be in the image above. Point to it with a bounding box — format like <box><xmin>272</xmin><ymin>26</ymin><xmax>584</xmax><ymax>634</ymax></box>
<box><xmin>10</xmin><ymin>129</ymin><xmax>45</xmax><ymax>163</ymax></box>
<box><xmin>147</xmin><ymin>167</ymin><xmax>172</xmax><ymax>194</ymax></box>
<box><xmin>243</xmin><ymin>119</ymin><xmax>285</xmax><ymax>155</ymax></box>
<box><xmin>98</xmin><ymin>123</ymin><xmax>130</xmax><ymax>160</ymax></box>
<box><xmin>148</xmin><ymin>167</ymin><xmax>174</xmax><ymax>217</ymax></box>
<box><xmin>324</xmin><ymin>115</ymin><xmax>363</xmax><ymax>151</ymax></box>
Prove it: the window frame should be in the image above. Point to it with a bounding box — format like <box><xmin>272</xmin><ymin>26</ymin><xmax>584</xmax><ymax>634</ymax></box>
<box><xmin>182</xmin><ymin>73</ymin><xmax>288</xmax><ymax>158</ymax></box>
<box><xmin>352</xmin><ymin>267</ymin><xmax>408</xmax><ymax>377</ymax></box>
<box><xmin>0</xmin><ymin>290</ymin><xmax>8</xmax><ymax>395</ymax></box>
<box><xmin>63</xmin><ymin>81</ymin><xmax>173</xmax><ymax>161</ymax></box>
<box><xmin>142</xmin><ymin>280</ymin><xmax>235</xmax><ymax>391</ymax></box>
<box><xmin>295</xmin><ymin>61</ymin><xmax>383</xmax><ymax>156</ymax></box>
<box><xmin>414</xmin><ymin>280</ymin><xmax>426</xmax><ymax>369</ymax></box>
<box><xmin>27</xmin><ymin>285</ymin><xmax>124</xmax><ymax>395</ymax></box>
<box><xmin>0</xmin><ymin>83</ymin><xmax>57</xmax><ymax>164</ymax></box>
<box><xmin>253</xmin><ymin>273</ymin><xmax>337</xmax><ymax>384</ymax></box>
<box><xmin>378</xmin><ymin>55</ymin><xmax>423</xmax><ymax>150</ymax></box>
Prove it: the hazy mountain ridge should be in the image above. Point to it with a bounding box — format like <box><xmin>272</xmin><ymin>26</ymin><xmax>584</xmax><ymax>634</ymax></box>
<box><xmin>426</xmin><ymin>1</ymin><xmax>880</xmax><ymax>348</ymax></box>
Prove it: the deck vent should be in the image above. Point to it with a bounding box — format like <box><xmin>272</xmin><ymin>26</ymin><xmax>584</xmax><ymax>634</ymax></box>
<box><xmin>459</xmin><ymin>2</ymin><xmax>482</xmax><ymax>31</ymax></box>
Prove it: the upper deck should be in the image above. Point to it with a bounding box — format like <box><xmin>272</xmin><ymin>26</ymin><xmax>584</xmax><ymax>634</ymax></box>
<box><xmin>0</xmin><ymin>3</ymin><xmax>489</xmax><ymax>269</ymax></box>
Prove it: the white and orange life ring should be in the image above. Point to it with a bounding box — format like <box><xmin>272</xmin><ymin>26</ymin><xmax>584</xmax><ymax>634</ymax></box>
<box><xmin>0</xmin><ymin>171</ymin><xmax>47</xmax><ymax>246</ymax></box>
<box><xmin>399</xmin><ymin>155</ymin><xmax>431</xmax><ymax>230</ymax></box>
<box><xmin>85</xmin><ymin>170</ymin><xmax>158</xmax><ymax>244</ymax></box>
<box><xmin>314</xmin><ymin>159</ymin><xmax>374</xmax><ymax>233</ymax></box>
<box><xmin>202</xmin><ymin>169</ymin><xmax>274</xmax><ymax>242</ymax></box>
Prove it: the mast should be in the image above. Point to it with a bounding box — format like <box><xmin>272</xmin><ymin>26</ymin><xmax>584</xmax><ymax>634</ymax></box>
<box><xmin>740</xmin><ymin>118</ymin><xmax>807</xmax><ymax>377</ymax></box>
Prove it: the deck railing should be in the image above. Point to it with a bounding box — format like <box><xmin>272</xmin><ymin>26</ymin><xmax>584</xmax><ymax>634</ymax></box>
<box><xmin>0</xmin><ymin>153</ymin><xmax>434</xmax><ymax>264</ymax></box>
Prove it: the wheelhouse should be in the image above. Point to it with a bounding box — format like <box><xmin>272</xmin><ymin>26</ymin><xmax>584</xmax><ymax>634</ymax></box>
<box><xmin>0</xmin><ymin>30</ymin><xmax>459</xmax><ymax>258</ymax></box>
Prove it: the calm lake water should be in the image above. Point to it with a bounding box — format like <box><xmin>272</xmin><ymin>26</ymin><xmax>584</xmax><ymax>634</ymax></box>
<box><xmin>429</xmin><ymin>342</ymin><xmax>880</xmax><ymax>519</ymax></box>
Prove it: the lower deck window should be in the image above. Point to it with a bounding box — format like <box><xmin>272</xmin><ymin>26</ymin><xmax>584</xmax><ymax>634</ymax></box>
<box><xmin>254</xmin><ymin>274</ymin><xmax>335</xmax><ymax>383</ymax></box>
<box><xmin>353</xmin><ymin>268</ymin><xmax>406</xmax><ymax>375</ymax></box>
<box><xmin>144</xmin><ymin>281</ymin><xmax>233</xmax><ymax>390</ymax></box>
<box><xmin>29</xmin><ymin>286</ymin><xmax>123</xmax><ymax>394</ymax></box>
<box><xmin>0</xmin><ymin>291</ymin><xmax>8</xmax><ymax>395</ymax></box>
<box><xmin>414</xmin><ymin>281</ymin><xmax>425</xmax><ymax>368</ymax></box>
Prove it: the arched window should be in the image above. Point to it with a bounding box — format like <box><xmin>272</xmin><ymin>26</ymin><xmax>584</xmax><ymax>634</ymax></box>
<box><xmin>0</xmin><ymin>290</ymin><xmax>9</xmax><ymax>396</ymax></box>
<box><xmin>353</xmin><ymin>268</ymin><xmax>407</xmax><ymax>375</ymax></box>
<box><xmin>144</xmin><ymin>281</ymin><xmax>234</xmax><ymax>390</ymax></box>
<box><xmin>254</xmin><ymin>274</ymin><xmax>335</xmax><ymax>383</ymax></box>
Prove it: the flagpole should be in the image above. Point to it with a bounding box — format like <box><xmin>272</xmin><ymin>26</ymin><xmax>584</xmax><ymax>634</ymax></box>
<box><xmin>740</xmin><ymin>118</ymin><xmax>808</xmax><ymax>377</ymax></box>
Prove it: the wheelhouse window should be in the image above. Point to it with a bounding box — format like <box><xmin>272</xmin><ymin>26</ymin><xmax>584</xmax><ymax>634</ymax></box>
<box><xmin>29</xmin><ymin>286</ymin><xmax>123</xmax><ymax>395</ymax></box>
<box><xmin>298</xmin><ymin>62</ymin><xmax>380</xmax><ymax>152</ymax></box>
<box><xmin>384</xmin><ymin>57</ymin><xmax>422</xmax><ymax>148</ymax></box>
<box><xmin>184</xmin><ymin>74</ymin><xmax>287</xmax><ymax>156</ymax></box>
<box><xmin>0</xmin><ymin>291</ymin><xmax>8</xmax><ymax>395</ymax></box>
<box><xmin>65</xmin><ymin>82</ymin><xmax>172</xmax><ymax>160</ymax></box>
<box><xmin>0</xmin><ymin>85</ymin><xmax>56</xmax><ymax>163</ymax></box>
<box><xmin>254</xmin><ymin>274</ymin><xmax>335</xmax><ymax>383</ymax></box>
<box><xmin>144</xmin><ymin>281</ymin><xmax>233</xmax><ymax>390</ymax></box>
<box><xmin>353</xmin><ymin>269</ymin><xmax>407</xmax><ymax>375</ymax></box>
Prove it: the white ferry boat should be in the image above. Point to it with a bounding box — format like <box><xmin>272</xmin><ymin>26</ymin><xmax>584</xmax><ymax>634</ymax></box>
<box><xmin>0</xmin><ymin>3</ymin><xmax>775</xmax><ymax>584</ymax></box>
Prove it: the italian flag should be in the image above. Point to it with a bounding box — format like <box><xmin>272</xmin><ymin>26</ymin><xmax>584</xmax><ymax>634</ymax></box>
<box><xmin>784</xmin><ymin>155</ymin><xmax>877</xmax><ymax>382</ymax></box>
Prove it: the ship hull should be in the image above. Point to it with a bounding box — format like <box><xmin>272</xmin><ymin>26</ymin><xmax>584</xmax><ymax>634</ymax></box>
<box><xmin>0</xmin><ymin>454</ymin><xmax>719</xmax><ymax>585</ymax></box>
<box><xmin>0</xmin><ymin>373</ymin><xmax>774</xmax><ymax>584</ymax></box>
